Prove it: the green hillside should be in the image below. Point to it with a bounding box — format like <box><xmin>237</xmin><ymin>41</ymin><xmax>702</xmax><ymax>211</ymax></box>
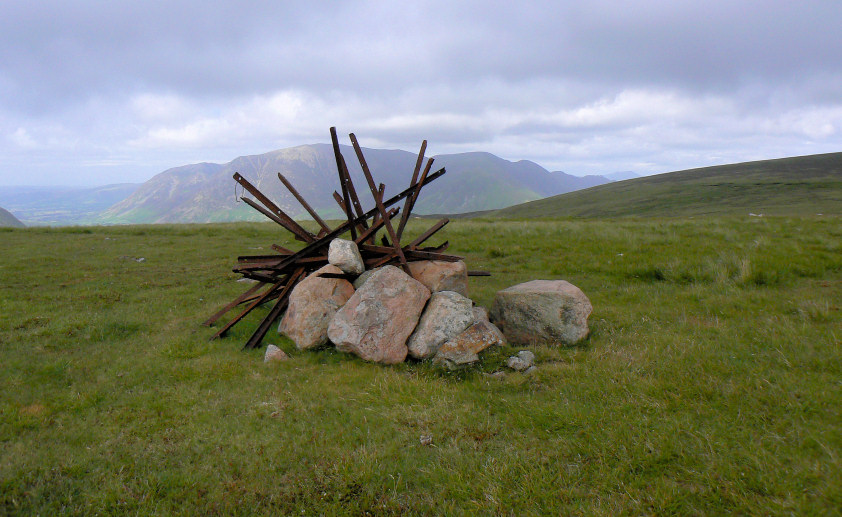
<box><xmin>494</xmin><ymin>152</ymin><xmax>842</xmax><ymax>218</ymax></box>
<box><xmin>0</xmin><ymin>206</ymin><xmax>25</xmax><ymax>227</ymax></box>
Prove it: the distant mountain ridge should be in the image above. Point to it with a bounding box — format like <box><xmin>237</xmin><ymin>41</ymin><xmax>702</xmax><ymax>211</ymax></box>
<box><xmin>99</xmin><ymin>144</ymin><xmax>613</xmax><ymax>224</ymax></box>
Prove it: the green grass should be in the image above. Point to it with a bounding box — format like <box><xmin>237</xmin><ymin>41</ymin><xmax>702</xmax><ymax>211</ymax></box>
<box><xmin>493</xmin><ymin>152</ymin><xmax>842</xmax><ymax>218</ymax></box>
<box><xmin>1</xmin><ymin>217</ymin><xmax>840</xmax><ymax>515</ymax></box>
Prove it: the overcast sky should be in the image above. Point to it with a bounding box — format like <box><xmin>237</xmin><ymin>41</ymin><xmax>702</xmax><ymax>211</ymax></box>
<box><xmin>2</xmin><ymin>1</ymin><xmax>841</xmax><ymax>186</ymax></box>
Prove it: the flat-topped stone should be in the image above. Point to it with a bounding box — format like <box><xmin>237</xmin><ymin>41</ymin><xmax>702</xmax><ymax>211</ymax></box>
<box><xmin>407</xmin><ymin>260</ymin><xmax>469</xmax><ymax>297</ymax></box>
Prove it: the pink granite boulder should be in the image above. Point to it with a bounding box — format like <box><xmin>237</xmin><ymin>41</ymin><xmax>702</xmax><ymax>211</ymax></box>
<box><xmin>278</xmin><ymin>265</ymin><xmax>355</xmax><ymax>350</ymax></box>
<box><xmin>327</xmin><ymin>265</ymin><xmax>430</xmax><ymax>364</ymax></box>
<box><xmin>407</xmin><ymin>260</ymin><xmax>469</xmax><ymax>297</ymax></box>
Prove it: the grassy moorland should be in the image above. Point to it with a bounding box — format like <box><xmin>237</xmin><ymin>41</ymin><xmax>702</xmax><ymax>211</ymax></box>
<box><xmin>493</xmin><ymin>152</ymin><xmax>842</xmax><ymax>218</ymax></box>
<box><xmin>1</xmin><ymin>216</ymin><xmax>840</xmax><ymax>515</ymax></box>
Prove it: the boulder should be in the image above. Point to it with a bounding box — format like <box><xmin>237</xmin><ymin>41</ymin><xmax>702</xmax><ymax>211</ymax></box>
<box><xmin>264</xmin><ymin>344</ymin><xmax>289</xmax><ymax>362</ymax></box>
<box><xmin>490</xmin><ymin>280</ymin><xmax>592</xmax><ymax>346</ymax></box>
<box><xmin>328</xmin><ymin>239</ymin><xmax>365</xmax><ymax>275</ymax></box>
<box><xmin>328</xmin><ymin>265</ymin><xmax>430</xmax><ymax>364</ymax></box>
<box><xmin>278</xmin><ymin>265</ymin><xmax>355</xmax><ymax>350</ymax></box>
<box><xmin>432</xmin><ymin>319</ymin><xmax>506</xmax><ymax>369</ymax></box>
<box><xmin>407</xmin><ymin>291</ymin><xmax>474</xmax><ymax>359</ymax></box>
<box><xmin>352</xmin><ymin>267</ymin><xmax>379</xmax><ymax>289</ymax></box>
<box><xmin>506</xmin><ymin>350</ymin><xmax>535</xmax><ymax>371</ymax></box>
<box><xmin>472</xmin><ymin>306</ymin><xmax>489</xmax><ymax>323</ymax></box>
<box><xmin>407</xmin><ymin>260</ymin><xmax>469</xmax><ymax>297</ymax></box>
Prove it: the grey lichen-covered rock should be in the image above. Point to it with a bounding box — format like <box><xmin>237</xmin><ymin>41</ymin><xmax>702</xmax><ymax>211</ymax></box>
<box><xmin>472</xmin><ymin>306</ymin><xmax>489</xmax><ymax>323</ymax></box>
<box><xmin>433</xmin><ymin>319</ymin><xmax>506</xmax><ymax>369</ymax></box>
<box><xmin>328</xmin><ymin>265</ymin><xmax>430</xmax><ymax>364</ymax></box>
<box><xmin>328</xmin><ymin>238</ymin><xmax>365</xmax><ymax>275</ymax></box>
<box><xmin>407</xmin><ymin>291</ymin><xmax>474</xmax><ymax>360</ymax></box>
<box><xmin>490</xmin><ymin>280</ymin><xmax>592</xmax><ymax>346</ymax></box>
<box><xmin>407</xmin><ymin>260</ymin><xmax>469</xmax><ymax>297</ymax></box>
<box><xmin>278</xmin><ymin>265</ymin><xmax>355</xmax><ymax>350</ymax></box>
<box><xmin>506</xmin><ymin>350</ymin><xmax>535</xmax><ymax>371</ymax></box>
<box><xmin>352</xmin><ymin>267</ymin><xmax>379</xmax><ymax>289</ymax></box>
<box><xmin>264</xmin><ymin>344</ymin><xmax>289</xmax><ymax>362</ymax></box>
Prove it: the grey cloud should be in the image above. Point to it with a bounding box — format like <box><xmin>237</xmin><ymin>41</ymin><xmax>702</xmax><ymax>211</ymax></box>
<box><xmin>6</xmin><ymin>1</ymin><xmax>842</xmax><ymax>114</ymax></box>
<box><xmin>1</xmin><ymin>1</ymin><xmax>841</xmax><ymax>185</ymax></box>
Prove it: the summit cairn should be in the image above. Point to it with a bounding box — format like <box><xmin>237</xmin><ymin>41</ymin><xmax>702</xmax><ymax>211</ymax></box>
<box><xmin>203</xmin><ymin>127</ymin><xmax>499</xmax><ymax>367</ymax></box>
<box><xmin>203</xmin><ymin>127</ymin><xmax>591</xmax><ymax>368</ymax></box>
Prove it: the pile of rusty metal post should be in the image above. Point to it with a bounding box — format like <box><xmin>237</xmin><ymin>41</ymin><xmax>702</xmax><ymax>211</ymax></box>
<box><xmin>204</xmin><ymin>127</ymin><xmax>469</xmax><ymax>350</ymax></box>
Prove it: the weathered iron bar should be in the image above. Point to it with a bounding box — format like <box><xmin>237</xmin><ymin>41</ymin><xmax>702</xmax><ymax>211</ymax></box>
<box><xmin>330</xmin><ymin>127</ymin><xmax>357</xmax><ymax>241</ymax></box>
<box><xmin>403</xmin><ymin>250</ymin><xmax>463</xmax><ymax>261</ymax></box>
<box><xmin>396</xmin><ymin>141</ymin><xmax>427</xmax><ymax>240</ymax></box>
<box><xmin>234</xmin><ymin>173</ymin><xmax>315</xmax><ymax>243</ymax></box>
<box><xmin>406</xmin><ymin>218</ymin><xmax>448</xmax><ymax>249</ymax></box>
<box><xmin>293</xmin><ymin>255</ymin><xmax>329</xmax><ymax>264</ymax></box>
<box><xmin>354</xmin><ymin>207</ymin><xmax>399</xmax><ymax>245</ymax></box>
<box><xmin>317</xmin><ymin>272</ymin><xmax>358</xmax><ymax>281</ymax></box>
<box><xmin>237</xmin><ymin>271</ymin><xmax>282</xmax><ymax>283</ymax></box>
<box><xmin>210</xmin><ymin>275</ymin><xmax>290</xmax><ymax>339</ymax></box>
<box><xmin>422</xmin><ymin>241</ymin><xmax>449</xmax><ymax>253</ymax></box>
<box><xmin>349</xmin><ymin>133</ymin><xmax>410</xmax><ymax>273</ymax></box>
<box><xmin>362</xmin><ymin>250</ymin><xmax>463</xmax><ymax>269</ymax></box>
<box><xmin>272</xmin><ymin>244</ymin><xmax>295</xmax><ymax>254</ymax></box>
<box><xmin>332</xmin><ymin>191</ymin><xmax>367</xmax><ymax>236</ymax></box>
<box><xmin>339</xmin><ymin>153</ymin><xmax>368</xmax><ymax>227</ymax></box>
<box><xmin>237</xmin><ymin>254</ymin><xmax>290</xmax><ymax>262</ymax></box>
<box><xmin>242</xmin><ymin>267</ymin><xmax>305</xmax><ymax>349</ymax></box>
<box><xmin>359</xmin><ymin>244</ymin><xmax>463</xmax><ymax>266</ymax></box>
<box><xmin>237</xmin><ymin>289</ymin><xmax>282</xmax><ymax>306</ymax></box>
<box><xmin>233</xmin><ymin>261</ymin><xmax>295</xmax><ymax>272</ymax></box>
<box><xmin>259</xmin><ymin>167</ymin><xmax>446</xmax><ymax>272</ymax></box>
<box><xmin>397</xmin><ymin>157</ymin><xmax>435</xmax><ymax>240</ymax></box>
<box><xmin>277</xmin><ymin>172</ymin><xmax>331</xmax><ymax>233</ymax></box>
<box><xmin>332</xmin><ymin>191</ymin><xmax>346</xmax><ymax>211</ymax></box>
<box><xmin>369</xmin><ymin>184</ymin><xmax>387</xmax><ymax>244</ymax></box>
<box><xmin>203</xmin><ymin>281</ymin><xmax>267</xmax><ymax>327</ymax></box>
<box><xmin>240</xmin><ymin>198</ymin><xmax>305</xmax><ymax>241</ymax></box>
<box><xmin>371</xmin><ymin>183</ymin><xmax>386</xmax><ymax>227</ymax></box>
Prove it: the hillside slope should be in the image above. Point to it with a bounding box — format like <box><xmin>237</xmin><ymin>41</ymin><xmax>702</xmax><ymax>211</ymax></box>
<box><xmin>99</xmin><ymin>145</ymin><xmax>611</xmax><ymax>224</ymax></box>
<box><xmin>493</xmin><ymin>152</ymin><xmax>842</xmax><ymax>218</ymax></box>
<box><xmin>0</xmin><ymin>206</ymin><xmax>25</xmax><ymax>227</ymax></box>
